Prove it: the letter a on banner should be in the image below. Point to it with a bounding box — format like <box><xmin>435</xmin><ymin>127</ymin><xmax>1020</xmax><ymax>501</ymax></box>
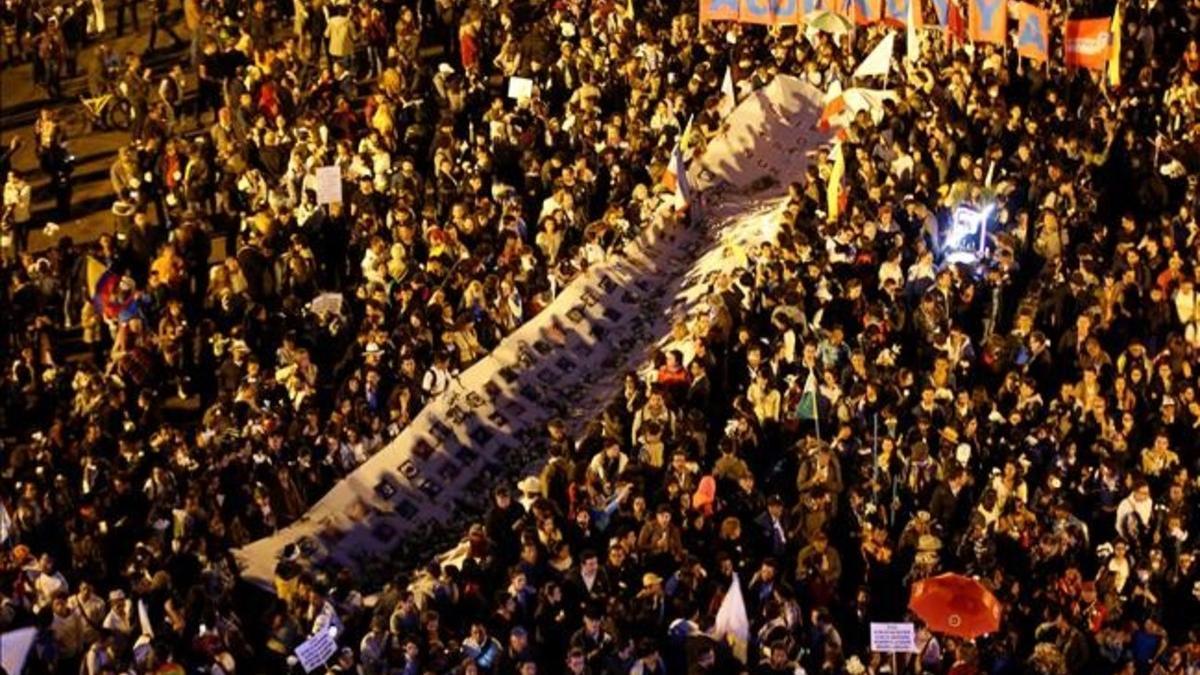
<box><xmin>1014</xmin><ymin>3</ymin><xmax>1048</xmax><ymax>62</ymax></box>
<box><xmin>739</xmin><ymin>0</ymin><xmax>776</xmax><ymax>24</ymax></box>
<box><xmin>967</xmin><ymin>0</ymin><xmax>1006</xmax><ymax>44</ymax></box>
<box><xmin>700</xmin><ymin>0</ymin><xmax>740</xmax><ymax>22</ymax></box>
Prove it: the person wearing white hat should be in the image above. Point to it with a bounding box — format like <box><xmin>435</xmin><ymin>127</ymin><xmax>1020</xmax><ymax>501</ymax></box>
<box><xmin>516</xmin><ymin>475</ymin><xmax>542</xmax><ymax>511</ymax></box>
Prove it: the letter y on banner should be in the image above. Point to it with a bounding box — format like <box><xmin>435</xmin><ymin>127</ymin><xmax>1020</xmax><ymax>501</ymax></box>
<box><xmin>967</xmin><ymin>0</ymin><xmax>1006</xmax><ymax>44</ymax></box>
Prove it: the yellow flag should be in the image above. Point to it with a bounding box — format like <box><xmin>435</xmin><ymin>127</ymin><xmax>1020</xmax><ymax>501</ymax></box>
<box><xmin>625</xmin><ymin>0</ymin><xmax>634</xmax><ymax>20</ymax></box>
<box><xmin>679</xmin><ymin>115</ymin><xmax>696</xmax><ymax>155</ymax></box>
<box><xmin>86</xmin><ymin>256</ymin><xmax>108</xmax><ymax>296</ymax></box>
<box><xmin>826</xmin><ymin>143</ymin><xmax>845</xmax><ymax>223</ymax></box>
<box><xmin>1107</xmin><ymin>2</ymin><xmax>1121</xmax><ymax>88</ymax></box>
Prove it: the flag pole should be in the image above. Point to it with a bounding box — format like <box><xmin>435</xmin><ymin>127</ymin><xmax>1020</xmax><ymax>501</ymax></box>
<box><xmin>814</xmin><ymin>380</ymin><xmax>822</xmax><ymax>443</ymax></box>
<box><xmin>872</xmin><ymin>412</ymin><xmax>879</xmax><ymax>498</ymax></box>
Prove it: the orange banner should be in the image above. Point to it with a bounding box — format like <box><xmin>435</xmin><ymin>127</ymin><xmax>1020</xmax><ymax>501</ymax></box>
<box><xmin>847</xmin><ymin>0</ymin><xmax>882</xmax><ymax>24</ymax></box>
<box><xmin>775</xmin><ymin>0</ymin><xmax>803</xmax><ymax>24</ymax></box>
<box><xmin>967</xmin><ymin>0</ymin><xmax>1006</xmax><ymax>44</ymax></box>
<box><xmin>882</xmin><ymin>0</ymin><xmax>920</xmax><ymax>26</ymax></box>
<box><xmin>700</xmin><ymin>0</ymin><xmax>741</xmax><ymax>21</ymax></box>
<box><xmin>738</xmin><ymin>0</ymin><xmax>777</xmax><ymax>23</ymax></box>
<box><xmin>1014</xmin><ymin>3</ymin><xmax>1049</xmax><ymax>62</ymax></box>
<box><xmin>700</xmin><ymin>0</ymin><xmax>807</xmax><ymax>22</ymax></box>
<box><xmin>1064</xmin><ymin>17</ymin><xmax>1112</xmax><ymax>71</ymax></box>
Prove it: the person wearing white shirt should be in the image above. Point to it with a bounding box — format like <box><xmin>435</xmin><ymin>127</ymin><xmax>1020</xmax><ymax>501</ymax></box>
<box><xmin>102</xmin><ymin>591</ymin><xmax>135</xmax><ymax>638</ymax></box>
<box><xmin>100</xmin><ymin>591</ymin><xmax>138</xmax><ymax>655</ymax></box>
<box><xmin>2</xmin><ymin>169</ymin><xmax>31</xmax><ymax>224</ymax></box>
<box><xmin>33</xmin><ymin>554</ymin><xmax>68</xmax><ymax>613</ymax></box>
<box><xmin>307</xmin><ymin>588</ymin><xmax>342</xmax><ymax>638</ymax></box>
<box><xmin>422</xmin><ymin>353</ymin><xmax>454</xmax><ymax>401</ymax></box>
<box><xmin>1106</xmin><ymin>539</ymin><xmax>1133</xmax><ymax>591</ymax></box>
<box><xmin>2</xmin><ymin>169</ymin><xmax>31</xmax><ymax>261</ymax></box>
<box><xmin>67</xmin><ymin>582</ymin><xmax>107</xmax><ymax>644</ymax></box>
<box><xmin>1174</xmin><ymin>277</ymin><xmax>1197</xmax><ymax>320</ymax></box>
<box><xmin>1115</xmin><ymin>480</ymin><xmax>1154</xmax><ymax>545</ymax></box>
<box><xmin>878</xmin><ymin>248</ymin><xmax>904</xmax><ymax>289</ymax></box>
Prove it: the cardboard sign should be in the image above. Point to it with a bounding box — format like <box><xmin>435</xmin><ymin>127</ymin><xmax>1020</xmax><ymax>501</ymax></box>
<box><xmin>507</xmin><ymin>77</ymin><xmax>534</xmax><ymax>100</ymax></box>
<box><xmin>870</xmin><ymin>622</ymin><xmax>918</xmax><ymax>653</ymax></box>
<box><xmin>310</xmin><ymin>292</ymin><xmax>344</xmax><ymax>318</ymax></box>
<box><xmin>295</xmin><ymin>631</ymin><xmax>338</xmax><ymax>672</ymax></box>
<box><xmin>315</xmin><ymin>166</ymin><xmax>343</xmax><ymax>205</ymax></box>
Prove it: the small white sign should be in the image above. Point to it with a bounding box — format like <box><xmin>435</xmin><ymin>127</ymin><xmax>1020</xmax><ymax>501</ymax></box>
<box><xmin>870</xmin><ymin>622</ymin><xmax>917</xmax><ymax>653</ymax></box>
<box><xmin>310</xmin><ymin>292</ymin><xmax>344</xmax><ymax>317</ymax></box>
<box><xmin>295</xmin><ymin>631</ymin><xmax>338</xmax><ymax>673</ymax></box>
<box><xmin>315</xmin><ymin>166</ymin><xmax>343</xmax><ymax>205</ymax></box>
<box><xmin>507</xmin><ymin>76</ymin><xmax>534</xmax><ymax>100</ymax></box>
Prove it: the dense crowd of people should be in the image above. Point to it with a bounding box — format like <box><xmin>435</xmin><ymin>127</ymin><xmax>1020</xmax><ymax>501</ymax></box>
<box><xmin>2</xmin><ymin>0</ymin><xmax>1200</xmax><ymax>671</ymax></box>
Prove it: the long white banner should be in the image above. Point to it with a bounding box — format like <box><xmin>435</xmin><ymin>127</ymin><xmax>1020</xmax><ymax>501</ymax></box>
<box><xmin>234</xmin><ymin>77</ymin><xmax>828</xmax><ymax>590</ymax></box>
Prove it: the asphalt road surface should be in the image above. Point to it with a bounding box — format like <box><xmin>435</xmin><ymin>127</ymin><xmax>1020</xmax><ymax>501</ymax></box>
<box><xmin>0</xmin><ymin>7</ymin><xmax>193</xmax><ymax>254</ymax></box>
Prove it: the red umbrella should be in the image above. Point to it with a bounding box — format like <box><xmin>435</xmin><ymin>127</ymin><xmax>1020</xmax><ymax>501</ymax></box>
<box><xmin>909</xmin><ymin>573</ymin><xmax>1003</xmax><ymax>639</ymax></box>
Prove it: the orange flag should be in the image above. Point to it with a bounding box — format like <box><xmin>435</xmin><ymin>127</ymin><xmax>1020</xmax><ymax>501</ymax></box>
<box><xmin>774</xmin><ymin>0</ymin><xmax>803</xmax><ymax>24</ymax></box>
<box><xmin>883</xmin><ymin>0</ymin><xmax>920</xmax><ymax>26</ymax></box>
<box><xmin>700</xmin><ymin>0</ymin><xmax>741</xmax><ymax>22</ymax></box>
<box><xmin>967</xmin><ymin>0</ymin><xmax>1006</xmax><ymax>44</ymax></box>
<box><xmin>738</xmin><ymin>0</ymin><xmax>776</xmax><ymax>23</ymax></box>
<box><xmin>847</xmin><ymin>0</ymin><xmax>882</xmax><ymax>24</ymax></box>
<box><xmin>1064</xmin><ymin>17</ymin><xmax>1112</xmax><ymax>70</ymax></box>
<box><xmin>1014</xmin><ymin>3</ymin><xmax>1049</xmax><ymax>62</ymax></box>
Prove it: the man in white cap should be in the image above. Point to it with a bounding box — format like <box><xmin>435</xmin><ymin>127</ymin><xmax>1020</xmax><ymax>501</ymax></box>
<box><xmin>516</xmin><ymin>476</ymin><xmax>542</xmax><ymax>510</ymax></box>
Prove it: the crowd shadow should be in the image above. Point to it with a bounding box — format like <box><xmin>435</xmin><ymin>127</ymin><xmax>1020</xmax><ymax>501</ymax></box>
<box><xmin>238</xmin><ymin>207</ymin><xmax>765</xmax><ymax>591</ymax></box>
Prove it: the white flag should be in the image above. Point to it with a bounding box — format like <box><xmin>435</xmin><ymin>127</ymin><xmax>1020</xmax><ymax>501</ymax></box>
<box><xmin>667</xmin><ymin>143</ymin><xmax>691</xmax><ymax>209</ymax></box>
<box><xmin>713</xmin><ymin>573</ymin><xmax>750</xmax><ymax>663</ymax></box>
<box><xmin>718</xmin><ymin>66</ymin><xmax>737</xmax><ymax>119</ymax></box>
<box><xmin>853</xmin><ymin>33</ymin><xmax>896</xmax><ymax>79</ymax></box>
<box><xmin>0</xmin><ymin>501</ymin><xmax>11</xmax><ymax>546</ymax></box>
<box><xmin>906</xmin><ymin>0</ymin><xmax>920</xmax><ymax>63</ymax></box>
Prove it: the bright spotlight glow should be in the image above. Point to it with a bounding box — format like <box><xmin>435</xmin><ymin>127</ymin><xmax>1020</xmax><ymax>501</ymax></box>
<box><xmin>945</xmin><ymin>204</ymin><xmax>994</xmax><ymax>254</ymax></box>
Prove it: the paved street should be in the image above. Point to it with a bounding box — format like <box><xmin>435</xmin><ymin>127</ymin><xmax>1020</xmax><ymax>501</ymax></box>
<box><xmin>0</xmin><ymin>8</ymin><xmax>191</xmax><ymax>253</ymax></box>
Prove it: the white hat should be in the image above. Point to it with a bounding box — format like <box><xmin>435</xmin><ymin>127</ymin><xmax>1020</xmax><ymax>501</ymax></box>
<box><xmin>517</xmin><ymin>476</ymin><xmax>542</xmax><ymax>495</ymax></box>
